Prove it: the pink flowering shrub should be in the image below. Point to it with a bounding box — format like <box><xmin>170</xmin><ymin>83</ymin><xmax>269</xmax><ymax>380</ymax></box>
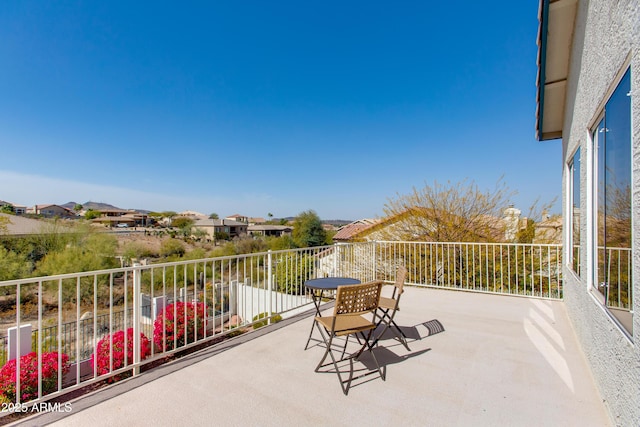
<box><xmin>153</xmin><ymin>302</ymin><xmax>206</xmax><ymax>351</ymax></box>
<box><xmin>90</xmin><ymin>328</ymin><xmax>151</xmax><ymax>382</ymax></box>
<box><xmin>0</xmin><ymin>352</ymin><xmax>69</xmax><ymax>402</ymax></box>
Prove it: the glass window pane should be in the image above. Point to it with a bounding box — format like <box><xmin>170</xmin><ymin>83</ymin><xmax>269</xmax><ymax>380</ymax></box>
<box><xmin>571</xmin><ymin>148</ymin><xmax>581</xmax><ymax>275</ymax></box>
<box><xmin>593</xmin><ymin>68</ymin><xmax>632</xmax><ymax>334</ymax></box>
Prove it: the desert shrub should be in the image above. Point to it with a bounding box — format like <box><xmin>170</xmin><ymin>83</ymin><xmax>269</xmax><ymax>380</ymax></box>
<box><xmin>252</xmin><ymin>312</ymin><xmax>283</xmax><ymax>329</ymax></box>
<box><xmin>153</xmin><ymin>302</ymin><xmax>206</xmax><ymax>351</ymax></box>
<box><xmin>160</xmin><ymin>239</ymin><xmax>185</xmax><ymax>257</ymax></box>
<box><xmin>90</xmin><ymin>328</ymin><xmax>151</xmax><ymax>382</ymax></box>
<box><xmin>122</xmin><ymin>242</ymin><xmax>157</xmax><ymax>262</ymax></box>
<box><xmin>0</xmin><ymin>352</ymin><xmax>69</xmax><ymax>402</ymax></box>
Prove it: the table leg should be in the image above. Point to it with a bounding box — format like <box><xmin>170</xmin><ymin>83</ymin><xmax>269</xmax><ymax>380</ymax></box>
<box><xmin>304</xmin><ymin>290</ymin><xmax>323</xmax><ymax>350</ymax></box>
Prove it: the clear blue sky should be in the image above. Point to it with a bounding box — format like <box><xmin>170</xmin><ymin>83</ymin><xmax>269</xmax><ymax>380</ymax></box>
<box><xmin>0</xmin><ymin>1</ymin><xmax>559</xmax><ymax>220</ymax></box>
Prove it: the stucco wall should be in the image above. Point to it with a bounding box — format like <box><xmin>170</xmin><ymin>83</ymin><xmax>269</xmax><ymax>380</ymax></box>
<box><xmin>561</xmin><ymin>1</ymin><xmax>639</xmax><ymax>426</ymax></box>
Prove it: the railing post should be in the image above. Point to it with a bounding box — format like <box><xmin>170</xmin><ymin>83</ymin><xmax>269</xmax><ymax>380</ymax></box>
<box><xmin>373</xmin><ymin>241</ymin><xmax>378</xmax><ymax>280</ymax></box>
<box><xmin>267</xmin><ymin>250</ymin><xmax>273</xmax><ymax>324</ymax></box>
<box><xmin>333</xmin><ymin>243</ymin><xmax>339</xmax><ymax>276</ymax></box>
<box><xmin>132</xmin><ymin>263</ymin><xmax>141</xmax><ymax>376</ymax></box>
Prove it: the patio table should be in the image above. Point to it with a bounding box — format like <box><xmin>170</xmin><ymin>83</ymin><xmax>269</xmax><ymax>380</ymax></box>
<box><xmin>303</xmin><ymin>277</ymin><xmax>361</xmax><ymax>349</ymax></box>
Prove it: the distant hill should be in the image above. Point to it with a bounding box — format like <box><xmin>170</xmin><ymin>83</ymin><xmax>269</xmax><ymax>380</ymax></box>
<box><xmin>60</xmin><ymin>202</ymin><xmax>348</xmax><ymax>221</ymax></box>
<box><xmin>323</xmin><ymin>219</ymin><xmax>352</xmax><ymax>227</ymax></box>
<box><xmin>61</xmin><ymin>201</ymin><xmax>124</xmax><ymax>211</ymax></box>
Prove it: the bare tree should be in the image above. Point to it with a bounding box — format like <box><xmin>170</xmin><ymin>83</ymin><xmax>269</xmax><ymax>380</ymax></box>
<box><xmin>382</xmin><ymin>178</ymin><xmax>516</xmax><ymax>242</ymax></box>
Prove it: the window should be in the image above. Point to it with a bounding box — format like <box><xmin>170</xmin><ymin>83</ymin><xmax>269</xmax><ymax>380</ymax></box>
<box><xmin>591</xmin><ymin>68</ymin><xmax>632</xmax><ymax>335</ymax></box>
<box><xmin>569</xmin><ymin>148</ymin><xmax>581</xmax><ymax>276</ymax></box>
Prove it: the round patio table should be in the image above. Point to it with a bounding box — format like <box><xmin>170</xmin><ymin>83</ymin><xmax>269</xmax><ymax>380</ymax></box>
<box><xmin>303</xmin><ymin>277</ymin><xmax>361</xmax><ymax>349</ymax></box>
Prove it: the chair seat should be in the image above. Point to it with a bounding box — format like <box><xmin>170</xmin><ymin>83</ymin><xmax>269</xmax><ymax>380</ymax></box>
<box><xmin>378</xmin><ymin>296</ymin><xmax>396</xmax><ymax>310</ymax></box>
<box><xmin>315</xmin><ymin>315</ymin><xmax>374</xmax><ymax>336</ymax></box>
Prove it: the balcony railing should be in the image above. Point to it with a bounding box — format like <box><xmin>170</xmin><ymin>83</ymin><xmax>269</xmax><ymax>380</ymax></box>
<box><xmin>0</xmin><ymin>240</ymin><xmax>562</xmax><ymax>410</ymax></box>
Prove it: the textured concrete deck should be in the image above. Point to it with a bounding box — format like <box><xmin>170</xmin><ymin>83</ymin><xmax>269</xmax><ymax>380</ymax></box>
<box><xmin>12</xmin><ymin>287</ymin><xmax>611</xmax><ymax>427</ymax></box>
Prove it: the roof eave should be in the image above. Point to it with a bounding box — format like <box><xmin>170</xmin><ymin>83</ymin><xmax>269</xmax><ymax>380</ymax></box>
<box><xmin>535</xmin><ymin>0</ymin><xmax>578</xmax><ymax>141</ymax></box>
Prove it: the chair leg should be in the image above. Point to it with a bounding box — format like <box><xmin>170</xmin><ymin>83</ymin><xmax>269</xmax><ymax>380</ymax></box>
<box><xmin>360</xmin><ymin>330</ymin><xmax>385</xmax><ymax>381</ymax></box>
<box><xmin>314</xmin><ymin>323</ymin><xmax>385</xmax><ymax>395</ymax></box>
<box><xmin>373</xmin><ymin>308</ymin><xmax>411</xmax><ymax>351</ymax></box>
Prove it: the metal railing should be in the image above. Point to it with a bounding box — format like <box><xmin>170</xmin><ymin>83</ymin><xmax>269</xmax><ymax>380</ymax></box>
<box><xmin>0</xmin><ymin>241</ymin><xmax>563</xmax><ymax>408</ymax></box>
<box><xmin>372</xmin><ymin>241</ymin><xmax>563</xmax><ymax>298</ymax></box>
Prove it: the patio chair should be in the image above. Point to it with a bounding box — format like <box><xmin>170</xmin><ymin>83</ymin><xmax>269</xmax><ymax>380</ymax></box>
<box><xmin>372</xmin><ymin>265</ymin><xmax>411</xmax><ymax>351</ymax></box>
<box><xmin>313</xmin><ymin>280</ymin><xmax>384</xmax><ymax>395</ymax></box>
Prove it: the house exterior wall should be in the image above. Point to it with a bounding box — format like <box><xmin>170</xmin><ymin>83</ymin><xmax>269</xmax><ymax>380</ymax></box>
<box><xmin>560</xmin><ymin>1</ymin><xmax>639</xmax><ymax>425</ymax></box>
<box><xmin>35</xmin><ymin>205</ymin><xmax>75</xmax><ymax>219</ymax></box>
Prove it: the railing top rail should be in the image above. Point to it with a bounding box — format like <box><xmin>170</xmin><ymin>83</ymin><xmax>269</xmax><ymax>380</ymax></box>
<box><xmin>374</xmin><ymin>241</ymin><xmax>562</xmax><ymax>248</ymax></box>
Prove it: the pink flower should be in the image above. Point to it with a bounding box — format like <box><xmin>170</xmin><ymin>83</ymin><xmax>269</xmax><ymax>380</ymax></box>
<box><xmin>0</xmin><ymin>352</ymin><xmax>69</xmax><ymax>402</ymax></box>
<box><xmin>153</xmin><ymin>302</ymin><xmax>206</xmax><ymax>351</ymax></box>
<box><xmin>90</xmin><ymin>328</ymin><xmax>151</xmax><ymax>382</ymax></box>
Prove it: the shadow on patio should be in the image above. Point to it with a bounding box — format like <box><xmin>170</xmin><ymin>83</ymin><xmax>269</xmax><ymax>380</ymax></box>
<box><xmin>13</xmin><ymin>287</ymin><xmax>611</xmax><ymax>427</ymax></box>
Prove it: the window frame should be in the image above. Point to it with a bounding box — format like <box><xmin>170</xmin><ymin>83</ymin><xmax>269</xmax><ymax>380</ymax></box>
<box><xmin>567</xmin><ymin>147</ymin><xmax>581</xmax><ymax>277</ymax></box>
<box><xmin>587</xmin><ymin>66</ymin><xmax>633</xmax><ymax>338</ymax></box>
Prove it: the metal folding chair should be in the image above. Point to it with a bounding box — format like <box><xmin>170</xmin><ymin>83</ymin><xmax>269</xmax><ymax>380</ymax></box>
<box><xmin>313</xmin><ymin>280</ymin><xmax>384</xmax><ymax>395</ymax></box>
<box><xmin>372</xmin><ymin>265</ymin><xmax>411</xmax><ymax>351</ymax></box>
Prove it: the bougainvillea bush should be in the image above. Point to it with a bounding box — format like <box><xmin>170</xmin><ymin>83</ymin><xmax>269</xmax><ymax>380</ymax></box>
<box><xmin>90</xmin><ymin>328</ymin><xmax>151</xmax><ymax>382</ymax></box>
<box><xmin>153</xmin><ymin>301</ymin><xmax>206</xmax><ymax>351</ymax></box>
<box><xmin>0</xmin><ymin>352</ymin><xmax>69</xmax><ymax>402</ymax></box>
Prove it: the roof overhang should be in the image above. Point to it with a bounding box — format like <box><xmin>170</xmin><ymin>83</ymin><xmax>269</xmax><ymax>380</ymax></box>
<box><xmin>536</xmin><ymin>0</ymin><xmax>578</xmax><ymax>141</ymax></box>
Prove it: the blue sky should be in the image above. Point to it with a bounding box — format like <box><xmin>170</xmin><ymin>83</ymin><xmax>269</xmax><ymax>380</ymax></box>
<box><xmin>0</xmin><ymin>1</ymin><xmax>559</xmax><ymax>220</ymax></box>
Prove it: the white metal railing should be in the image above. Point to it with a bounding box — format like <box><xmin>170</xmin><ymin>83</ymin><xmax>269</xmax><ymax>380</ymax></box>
<box><xmin>0</xmin><ymin>240</ymin><xmax>562</xmax><ymax>410</ymax></box>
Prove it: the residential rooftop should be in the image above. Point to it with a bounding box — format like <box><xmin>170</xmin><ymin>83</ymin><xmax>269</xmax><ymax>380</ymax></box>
<box><xmin>16</xmin><ymin>286</ymin><xmax>611</xmax><ymax>427</ymax></box>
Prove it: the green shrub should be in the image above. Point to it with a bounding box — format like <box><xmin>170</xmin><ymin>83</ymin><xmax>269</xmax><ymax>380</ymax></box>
<box><xmin>252</xmin><ymin>312</ymin><xmax>282</xmax><ymax>329</ymax></box>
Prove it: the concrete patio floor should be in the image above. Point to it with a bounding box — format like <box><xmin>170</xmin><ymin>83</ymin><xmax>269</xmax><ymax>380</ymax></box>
<box><xmin>11</xmin><ymin>287</ymin><xmax>611</xmax><ymax>427</ymax></box>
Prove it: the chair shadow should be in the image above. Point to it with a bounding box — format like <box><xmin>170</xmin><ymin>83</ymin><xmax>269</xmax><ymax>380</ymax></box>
<box><xmin>373</xmin><ymin>318</ymin><xmax>445</xmax><ymax>346</ymax></box>
<box><xmin>314</xmin><ymin>319</ymin><xmax>445</xmax><ymax>394</ymax></box>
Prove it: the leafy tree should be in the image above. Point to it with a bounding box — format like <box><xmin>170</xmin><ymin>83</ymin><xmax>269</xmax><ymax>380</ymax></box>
<box><xmin>0</xmin><ymin>205</ymin><xmax>14</xmax><ymax>214</ymax></box>
<box><xmin>214</xmin><ymin>231</ymin><xmax>230</xmax><ymax>241</ymax></box>
<box><xmin>160</xmin><ymin>211</ymin><xmax>177</xmax><ymax>219</ymax></box>
<box><xmin>292</xmin><ymin>210</ymin><xmax>326</xmax><ymax>248</ymax></box>
<box><xmin>209</xmin><ymin>213</ymin><xmax>219</xmax><ymax>219</ymax></box>
<box><xmin>383</xmin><ymin>178</ymin><xmax>516</xmax><ymax>243</ymax></box>
<box><xmin>73</xmin><ymin>204</ymin><xmax>83</xmax><ymax>212</ymax></box>
<box><xmin>266</xmin><ymin>235</ymin><xmax>296</xmax><ymax>250</ymax></box>
<box><xmin>171</xmin><ymin>217</ymin><xmax>193</xmax><ymax>229</ymax></box>
<box><xmin>274</xmin><ymin>252</ymin><xmax>314</xmax><ymax>294</ymax></box>
<box><xmin>324</xmin><ymin>229</ymin><xmax>336</xmax><ymax>245</ymax></box>
<box><xmin>84</xmin><ymin>209</ymin><xmax>101</xmax><ymax>220</ymax></box>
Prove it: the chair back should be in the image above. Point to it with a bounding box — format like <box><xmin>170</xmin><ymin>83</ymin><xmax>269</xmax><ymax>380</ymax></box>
<box><xmin>393</xmin><ymin>265</ymin><xmax>407</xmax><ymax>297</ymax></box>
<box><xmin>334</xmin><ymin>281</ymin><xmax>382</xmax><ymax>316</ymax></box>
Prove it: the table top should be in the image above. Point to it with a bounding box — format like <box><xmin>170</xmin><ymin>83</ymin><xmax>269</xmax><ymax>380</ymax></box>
<box><xmin>304</xmin><ymin>277</ymin><xmax>361</xmax><ymax>290</ymax></box>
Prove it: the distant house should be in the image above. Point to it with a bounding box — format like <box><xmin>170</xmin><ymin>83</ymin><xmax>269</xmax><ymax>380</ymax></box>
<box><xmin>193</xmin><ymin>218</ymin><xmax>248</xmax><ymax>240</ymax></box>
<box><xmin>248</xmin><ymin>224</ymin><xmax>292</xmax><ymax>237</ymax></box>
<box><xmin>532</xmin><ymin>214</ymin><xmax>562</xmax><ymax>244</ymax></box>
<box><xmin>0</xmin><ymin>200</ymin><xmax>27</xmax><ymax>215</ymax></box>
<box><xmin>28</xmin><ymin>204</ymin><xmax>77</xmax><ymax>219</ymax></box>
<box><xmin>178</xmin><ymin>210</ymin><xmax>208</xmax><ymax>220</ymax></box>
<box><xmin>90</xmin><ymin>209</ymin><xmax>150</xmax><ymax>227</ymax></box>
<box><xmin>332</xmin><ymin>219</ymin><xmax>379</xmax><ymax>242</ymax></box>
<box><xmin>225</xmin><ymin>214</ymin><xmax>249</xmax><ymax>224</ymax></box>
